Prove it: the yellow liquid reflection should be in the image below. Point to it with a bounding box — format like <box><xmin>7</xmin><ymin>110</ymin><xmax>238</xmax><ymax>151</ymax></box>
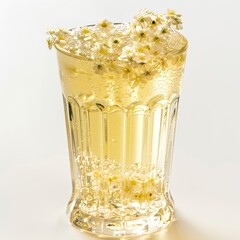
<box><xmin>78</xmin><ymin>212</ymin><xmax>212</xmax><ymax>240</ymax></box>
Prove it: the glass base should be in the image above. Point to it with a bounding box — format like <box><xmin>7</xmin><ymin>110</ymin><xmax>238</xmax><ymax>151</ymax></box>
<box><xmin>69</xmin><ymin>197</ymin><xmax>175</xmax><ymax>237</ymax></box>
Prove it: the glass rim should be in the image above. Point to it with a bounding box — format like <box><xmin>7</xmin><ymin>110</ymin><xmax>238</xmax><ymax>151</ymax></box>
<box><xmin>54</xmin><ymin>23</ymin><xmax>188</xmax><ymax>60</ymax></box>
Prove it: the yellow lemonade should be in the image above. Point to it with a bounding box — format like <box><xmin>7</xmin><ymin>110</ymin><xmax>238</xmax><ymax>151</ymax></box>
<box><xmin>49</xmin><ymin>9</ymin><xmax>187</xmax><ymax>236</ymax></box>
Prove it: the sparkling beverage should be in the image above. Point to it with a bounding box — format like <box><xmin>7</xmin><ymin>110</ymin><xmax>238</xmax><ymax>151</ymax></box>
<box><xmin>48</xmin><ymin>9</ymin><xmax>187</xmax><ymax>237</ymax></box>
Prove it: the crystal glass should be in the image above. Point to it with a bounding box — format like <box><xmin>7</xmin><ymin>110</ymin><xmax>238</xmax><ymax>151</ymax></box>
<box><xmin>48</xmin><ymin>10</ymin><xmax>187</xmax><ymax>237</ymax></box>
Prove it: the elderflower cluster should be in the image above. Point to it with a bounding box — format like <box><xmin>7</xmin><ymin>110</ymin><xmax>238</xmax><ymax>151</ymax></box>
<box><xmin>47</xmin><ymin>9</ymin><xmax>186</xmax><ymax>87</ymax></box>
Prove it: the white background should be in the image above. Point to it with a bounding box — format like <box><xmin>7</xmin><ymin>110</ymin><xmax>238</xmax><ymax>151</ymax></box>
<box><xmin>0</xmin><ymin>0</ymin><xmax>240</xmax><ymax>239</ymax></box>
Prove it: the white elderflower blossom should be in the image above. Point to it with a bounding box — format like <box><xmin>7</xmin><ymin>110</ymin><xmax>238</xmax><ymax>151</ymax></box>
<box><xmin>134</xmin><ymin>9</ymin><xmax>154</xmax><ymax>23</ymax></box>
<box><xmin>152</xmin><ymin>35</ymin><xmax>165</xmax><ymax>43</ymax></box>
<box><xmin>47</xmin><ymin>8</ymin><xmax>185</xmax><ymax>76</ymax></box>
<box><xmin>140</xmin><ymin>65</ymin><xmax>159</xmax><ymax>80</ymax></box>
<box><xmin>107</xmin><ymin>38</ymin><xmax>123</xmax><ymax>52</ymax></box>
<box><xmin>77</xmin><ymin>27</ymin><xmax>93</xmax><ymax>41</ymax></box>
<box><xmin>131</xmin><ymin>75</ymin><xmax>147</xmax><ymax>88</ymax></box>
<box><xmin>80</xmin><ymin>27</ymin><xmax>91</xmax><ymax>35</ymax></box>
<box><xmin>119</xmin><ymin>46</ymin><xmax>135</xmax><ymax>61</ymax></box>
<box><xmin>135</xmin><ymin>44</ymin><xmax>151</xmax><ymax>55</ymax></box>
<box><xmin>131</xmin><ymin>26</ymin><xmax>148</xmax><ymax>41</ymax></box>
<box><xmin>132</xmin><ymin>52</ymin><xmax>148</xmax><ymax>64</ymax></box>
<box><xmin>150</xmin><ymin>43</ymin><xmax>165</xmax><ymax>57</ymax></box>
<box><xmin>133</xmin><ymin>9</ymin><xmax>164</xmax><ymax>29</ymax></box>
<box><xmin>166</xmin><ymin>9</ymin><xmax>183</xmax><ymax>30</ymax></box>
<box><xmin>92</xmin><ymin>42</ymin><xmax>110</xmax><ymax>57</ymax></box>
<box><xmin>96</xmin><ymin>19</ymin><xmax>115</xmax><ymax>32</ymax></box>
<box><xmin>122</xmin><ymin>66</ymin><xmax>135</xmax><ymax>79</ymax></box>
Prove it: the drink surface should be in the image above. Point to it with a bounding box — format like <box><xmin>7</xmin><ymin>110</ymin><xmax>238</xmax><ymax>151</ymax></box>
<box><xmin>49</xmin><ymin>9</ymin><xmax>187</xmax><ymax>236</ymax></box>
